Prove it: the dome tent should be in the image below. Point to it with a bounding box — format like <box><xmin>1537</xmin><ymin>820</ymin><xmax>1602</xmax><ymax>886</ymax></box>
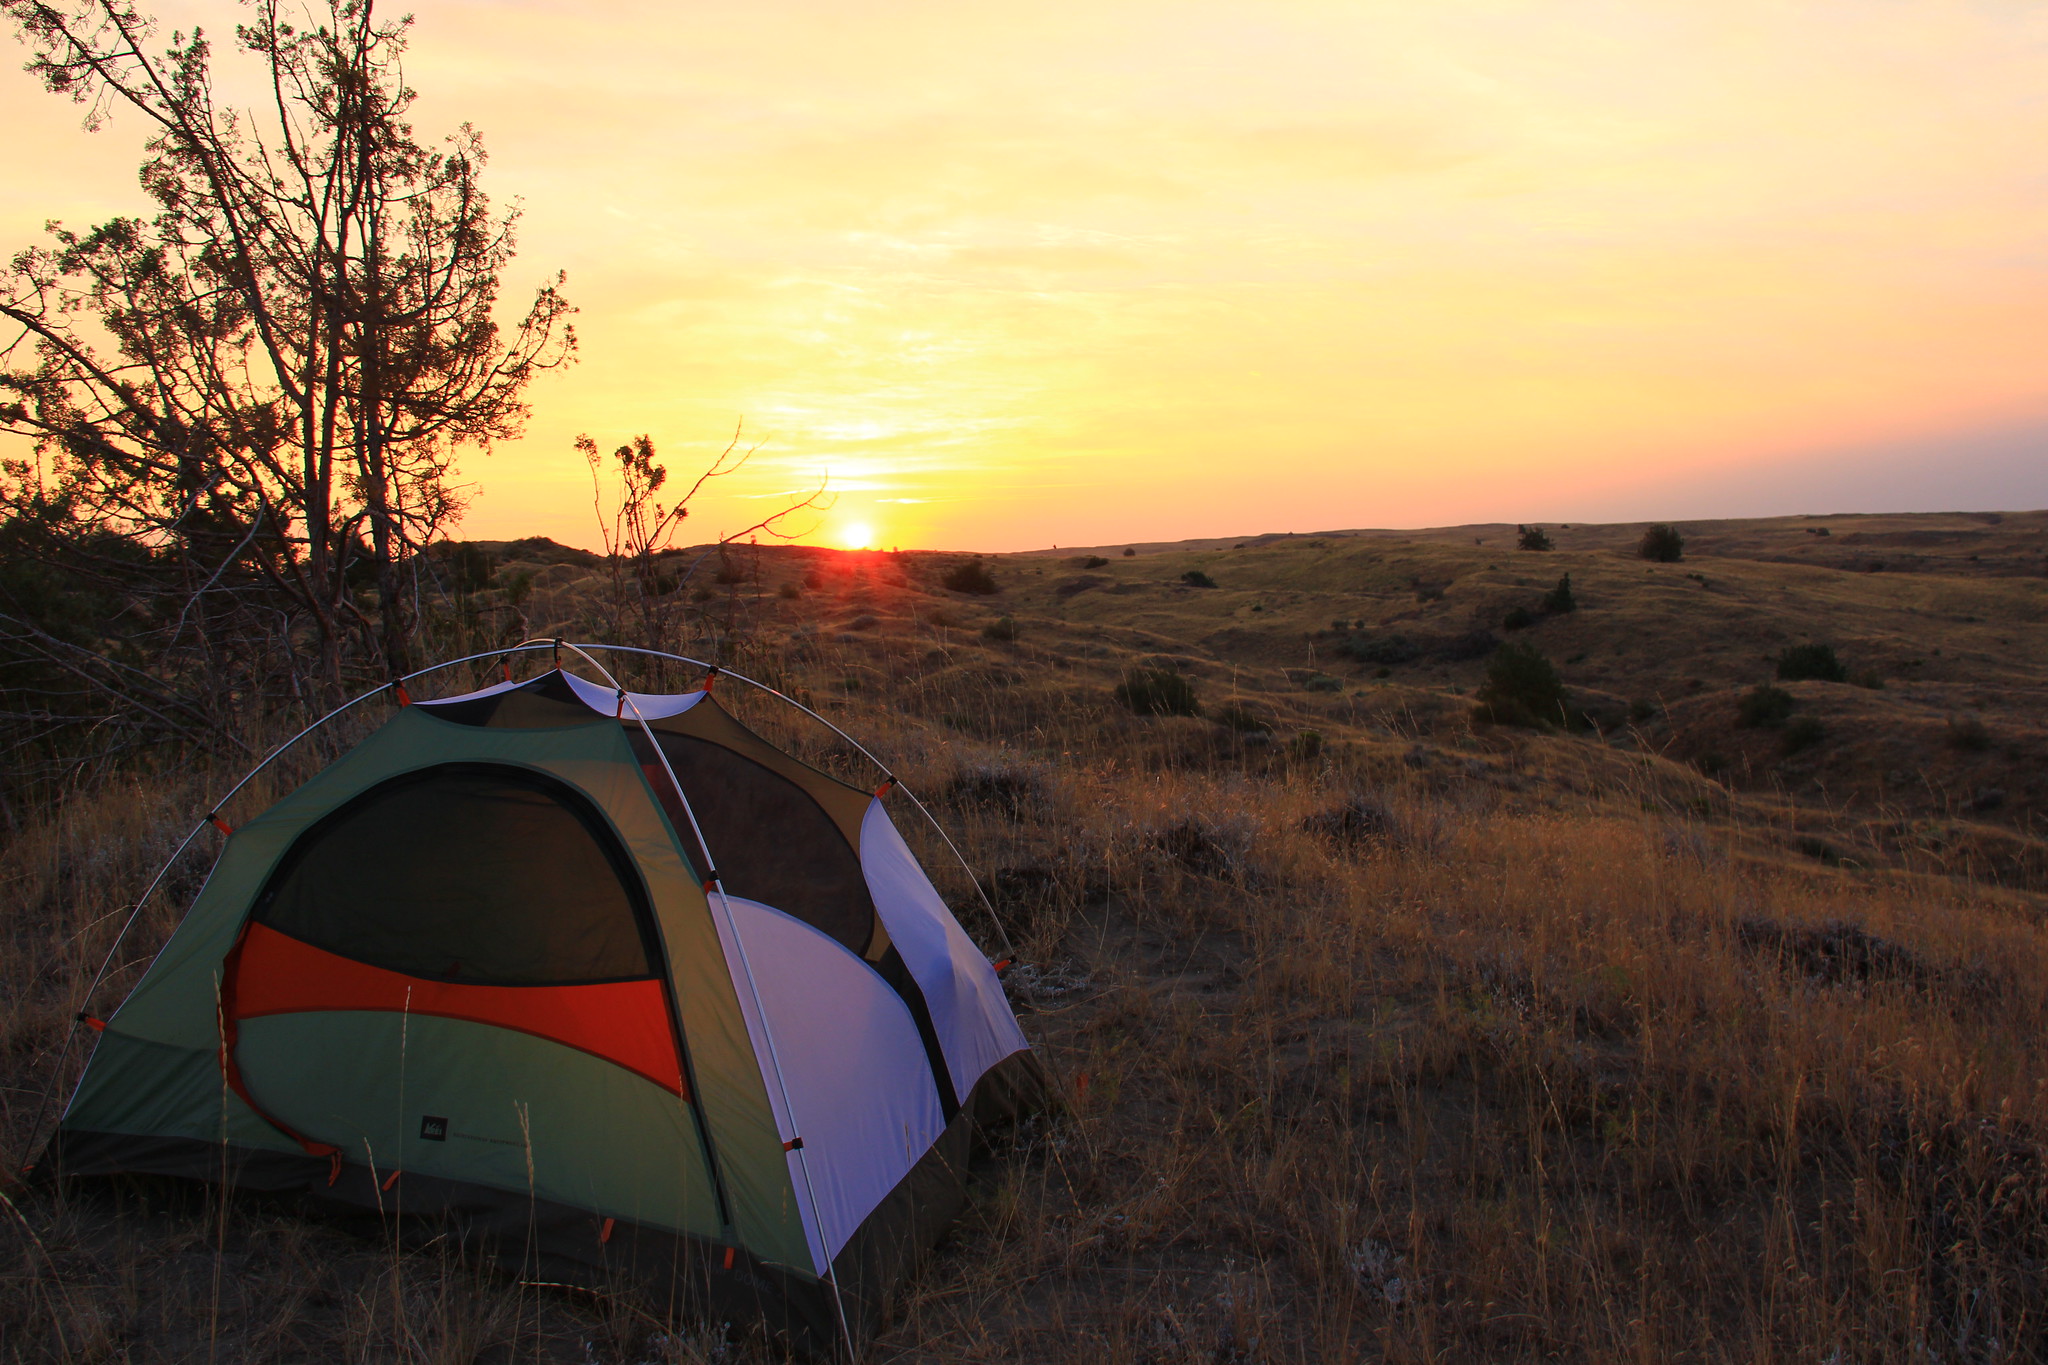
<box><xmin>37</xmin><ymin>642</ymin><xmax>1045</xmax><ymax>1354</ymax></box>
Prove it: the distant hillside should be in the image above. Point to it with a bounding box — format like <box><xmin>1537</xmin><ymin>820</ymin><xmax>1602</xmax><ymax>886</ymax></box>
<box><xmin>1029</xmin><ymin>509</ymin><xmax>2048</xmax><ymax>578</ymax></box>
<box><xmin>438</xmin><ymin>507</ymin><xmax>2046</xmax><ymax>888</ymax></box>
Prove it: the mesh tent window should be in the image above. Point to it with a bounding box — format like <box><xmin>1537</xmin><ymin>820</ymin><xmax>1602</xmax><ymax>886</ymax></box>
<box><xmin>252</xmin><ymin>763</ymin><xmax>658</xmax><ymax>985</ymax></box>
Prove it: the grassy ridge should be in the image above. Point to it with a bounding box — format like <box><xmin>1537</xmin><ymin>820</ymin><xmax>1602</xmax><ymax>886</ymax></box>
<box><xmin>4</xmin><ymin>510</ymin><xmax>2046</xmax><ymax>1361</ymax></box>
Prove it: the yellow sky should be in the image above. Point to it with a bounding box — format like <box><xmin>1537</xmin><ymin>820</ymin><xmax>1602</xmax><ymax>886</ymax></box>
<box><xmin>6</xmin><ymin>0</ymin><xmax>2048</xmax><ymax>550</ymax></box>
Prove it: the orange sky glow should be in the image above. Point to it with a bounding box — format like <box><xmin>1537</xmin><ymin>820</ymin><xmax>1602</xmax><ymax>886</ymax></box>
<box><xmin>6</xmin><ymin>0</ymin><xmax>2047</xmax><ymax>551</ymax></box>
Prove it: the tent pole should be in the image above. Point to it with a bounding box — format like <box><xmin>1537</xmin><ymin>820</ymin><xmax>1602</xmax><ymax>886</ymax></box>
<box><xmin>546</xmin><ymin>642</ymin><xmax>860</xmax><ymax>1363</ymax></box>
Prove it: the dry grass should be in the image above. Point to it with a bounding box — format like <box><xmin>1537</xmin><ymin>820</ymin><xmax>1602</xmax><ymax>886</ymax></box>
<box><xmin>6</xmin><ymin>515</ymin><xmax>2048</xmax><ymax>1361</ymax></box>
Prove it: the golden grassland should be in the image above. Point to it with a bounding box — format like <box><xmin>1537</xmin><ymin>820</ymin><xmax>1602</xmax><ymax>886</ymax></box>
<box><xmin>4</xmin><ymin>510</ymin><xmax>2047</xmax><ymax>1362</ymax></box>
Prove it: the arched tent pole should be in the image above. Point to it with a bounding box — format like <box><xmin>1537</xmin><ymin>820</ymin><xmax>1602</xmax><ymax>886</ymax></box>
<box><xmin>17</xmin><ymin>642</ymin><xmax>558</xmax><ymax>1176</ymax></box>
<box><xmin>538</xmin><ymin>640</ymin><xmax>859</xmax><ymax>1363</ymax></box>
<box><xmin>564</xmin><ymin>643</ymin><xmax>1019</xmax><ymax>964</ymax></box>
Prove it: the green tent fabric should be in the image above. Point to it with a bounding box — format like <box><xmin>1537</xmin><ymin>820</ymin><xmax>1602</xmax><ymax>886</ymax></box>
<box><xmin>41</xmin><ymin>665</ymin><xmax>1047</xmax><ymax>1352</ymax></box>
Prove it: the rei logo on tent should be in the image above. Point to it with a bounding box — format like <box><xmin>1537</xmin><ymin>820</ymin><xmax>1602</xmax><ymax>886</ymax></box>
<box><xmin>33</xmin><ymin>641</ymin><xmax>1048</xmax><ymax>1357</ymax></box>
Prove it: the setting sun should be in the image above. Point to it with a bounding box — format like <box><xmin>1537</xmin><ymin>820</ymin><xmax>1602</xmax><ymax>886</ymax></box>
<box><xmin>838</xmin><ymin>521</ymin><xmax>875</xmax><ymax>551</ymax></box>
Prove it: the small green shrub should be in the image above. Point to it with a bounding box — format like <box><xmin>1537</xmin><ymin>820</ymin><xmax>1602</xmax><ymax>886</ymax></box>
<box><xmin>1780</xmin><ymin>715</ymin><xmax>1825</xmax><ymax>755</ymax></box>
<box><xmin>1502</xmin><ymin>606</ymin><xmax>1537</xmax><ymax>631</ymax></box>
<box><xmin>1082</xmin><ymin>555</ymin><xmax>1109</xmax><ymax>569</ymax></box>
<box><xmin>777</xmin><ymin>580</ymin><xmax>802</xmax><ymax>600</ymax></box>
<box><xmin>1736</xmin><ymin>684</ymin><xmax>1795</xmax><ymax>728</ymax></box>
<box><xmin>1776</xmin><ymin>643</ymin><xmax>1846</xmax><ymax>682</ymax></box>
<box><xmin>1638</xmin><ymin>524</ymin><xmax>1685</xmax><ymax>562</ymax></box>
<box><xmin>1474</xmin><ymin>641</ymin><xmax>1568</xmax><ymax>727</ymax></box>
<box><xmin>1543</xmin><ymin>574</ymin><xmax>1576</xmax><ymax>614</ymax></box>
<box><xmin>1628</xmin><ymin>697</ymin><xmax>1659</xmax><ymax>724</ymax></box>
<box><xmin>1302</xmin><ymin>674</ymin><xmax>1342</xmax><ymax>692</ymax></box>
<box><xmin>981</xmin><ymin>615</ymin><xmax>1019</xmax><ymax>643</ymax></box>
<box><xmin>1288</xmin><ymin>729</ymin><xmax>1326</xmax><ymax>761</ymax></box>
<box><xmin>1180</xmin><ymin>569</ymin><xmax>1218</xmax><ymax>588</ymax></box>
<box><xmin>1517</xmin><ymin>525</ymin><xmax>1553</xmax><ymax>551</ymax></box>
<box><xmin>1122</xmin><ymin>547</ymin><xmax>1136</xmax><ymax>557</ymax></box>
<box><xmin>1115</xmin><ymin>668</ymin><xmax>1200</xmax><ymax>717</ymax></box>
<box><xmin>942</xmin><ymin>559</ymin><xmax>1000</xmax><ymax>594</ymax></box>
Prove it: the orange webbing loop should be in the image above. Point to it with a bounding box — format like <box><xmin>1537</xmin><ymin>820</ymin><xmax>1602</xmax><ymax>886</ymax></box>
<box><xmin>77</xmin><ymin>1013</ymin><xmax>107</xmax><ymax>1032</ymax></box>
<box><xmin>615</xmin><ymin>687</ymin><xmax>627</xmax><ymax>718</ymax></box>
<box><xmin>208</xmin><ymin>812</ymin><xmax>235</xmax><ymax>836</ymax></box>
<box><xmin>380</xmin><ymin>1169</ymin><xmax>401</xmax><ymax>1192</ymax></box>
<box><xmin>600</xmin><ymin>1217</ymin><xmax>616</xmax><ymax>1244</ymax></box>
<box><xmin>873</xmin><ymin>777</ymin><xmax>895</xmax><ymax>799</ymax></box>
<box><xmin>501</xmin><ymin>657</ymin><xmax>512</xmax><ymax>682</ymax></box>
<box><xmin>722</xmin><ymin>1246</ymin><xmax>736</xmax><ymax>1270</ymax></box>
<box><xmin>392</xmin><ymin>681</ymin><xmax>412</xmax><ymax>706</ymax></box>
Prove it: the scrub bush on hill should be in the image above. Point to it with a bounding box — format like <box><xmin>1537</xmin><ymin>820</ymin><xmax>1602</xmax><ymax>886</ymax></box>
<box><xmin>1180</xmin><ymin>569</ymin><xmax>1219</xmax><ymax>588</ymax></box>
<box><xmin>1336</xmin><ymin>633</ymin><xmax>1422</xmax><ymax>666</ymax></box>
<box><xmin>1639</xmin><ymin>523</ymin><xmax>1686</xmax><ymax>562</ymax></box>
<box><xmin>1213</xmin><ymin>702</ymin><xmax>1271</xmax><ymax>734</ymax></box>
<box><xmin>1287</xmin><ymin>729</ymin><xmax>1326</xmax><ymax>761</ymax></box>
<box><xmin>1115</xmin><ymin>667</ymin><xmax>1200</xmax><ymax>717</ymax></box>
<box><xmin>1737</xmin><ymin>684</ymin><xmax>1796</xmax><ymax>728</ymax></box>
<box><xmin>1517</xmin><ymin>524</ymin><xmax>1553</xmax><ymax>551</ymax></box>
<box><xmin>438</xmin><ymin>542</ymin><xmax>497</xmax><ymax>594</ymax></box>
<box><xmin>1948</xmin><ymin>714</ymin><xmax>1991</xmax><ymax>752</ymax></box>
<box><xmin>1438</xmin><ymin>628</ymin><xmax>1501</xmax><ymax>662</ymax></box>
<box><xmin>942</xmin><ymin>558</ymin><xmax>1000</xmax><ymax>595</ymax></box>
<box><xmin>1543</xmin><ymin>573</ymin><xmax>1576</xmax><ymax>614</ymax></box>
<box><xmin>1777</xmin><ymin>642</ymin><xmax>1847</xmax><ymax>682</ymax></box>
<box><xmin>1474</xmin><ymin>641</ymin><xmax>1569</xmax><ymax>728</ymax></box>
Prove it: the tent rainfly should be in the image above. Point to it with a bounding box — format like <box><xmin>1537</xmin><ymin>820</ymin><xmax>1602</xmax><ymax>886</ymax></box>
<box><xmin>38</xmin><ymin>649</ymin><xmax>1046</xmax><ymax>1353</ymax></box>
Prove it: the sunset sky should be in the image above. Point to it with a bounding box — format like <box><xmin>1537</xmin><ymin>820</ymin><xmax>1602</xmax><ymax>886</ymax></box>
<box><xmin>5</xmin><ymin>0</ymin><xmax>2047</xmax><ymax>551</ymax></box>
